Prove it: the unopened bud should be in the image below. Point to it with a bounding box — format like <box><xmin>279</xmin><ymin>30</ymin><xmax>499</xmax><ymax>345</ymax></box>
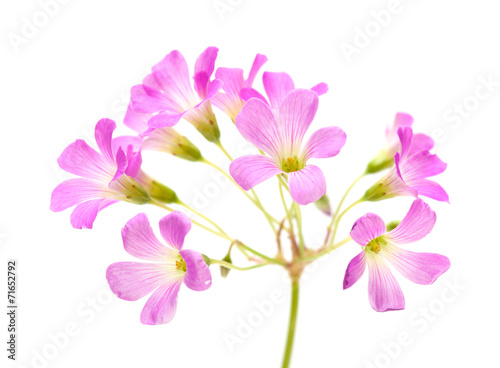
<box><xmin>385</xmin><ymin>220</ymin><xmax>401</xmax><ymax>232</ymax></box>
<box><xmin>314</xmin><ymin>194</ymin><xmax>332</xmax><ymax>216</ymax></box>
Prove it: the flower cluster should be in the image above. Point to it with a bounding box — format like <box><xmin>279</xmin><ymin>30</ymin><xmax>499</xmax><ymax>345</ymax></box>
<box><xmin>50</xmin><ymin>46</ymin><xmax>451</xmax><ymax>367</ymax></box>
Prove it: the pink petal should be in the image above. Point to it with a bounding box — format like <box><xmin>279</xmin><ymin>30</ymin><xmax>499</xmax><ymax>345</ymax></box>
<box><xmin>179</xmin><ymin>249</ymin><xmax>212</xmax><ymax>291</ymax></box>
<box><xmin>245</xmin><ymin>54</ymin><xmax>268</xmax><ymax>88</ymax></box>
<box><xmin>343</xmin><ymin>251</ymin><xmax>366</xmax><ymax>290</ymax></box>
<box><xmin>50</xmin><ymin>178</ymin><xmax>111</xmax><ymax>212</ymax></box>
<box><xmin>382</xmin><ymin>243</ymin><xmax>450</xmax><ymax>285</ymax></box>
<box><xmin>386</xmin><ymin>199</ymin><xmax>436</xmax><ymax>244</ymax></box>
<box><xmin>70</xmin><ymin>198</ymin><xmax>113</xmax><ymax>229</ymax></box>
<box><xmin>111</xmin><ymin>147</ymin><xmax>128</xmax><ymax>182</ymax></box>
<box><xmin>239</xmin><ymin>87</ymin><xmax>269</xmax><ymax>104</ymax></box>
<box><xmin>129</xmin><ymin>84</ymin><xmax>173</xmax><ymax>113</ymax></box>
<box><xmin>229</xmin><ymin>155</ymin><xmax>283</xmax><ymax>191</ymax></box>
<box><xmin>400</xmin><ymin>151</ymin><xmax>447</xmax><ymax>182</ymax></box>
<box><xmin>124</xmin><ymin>104</ymin><xmax>152</xmax><ymax>134</ymax></box>
<box><xmin>215</xmin><ymin>67</ymin><xmax>244</xmax><ymax>100</ymax></box>
<box><xmin>124</xmin><ymin>145</ymin><xmax>142</xmax><ymax>178</ymax></box>
<box><xmin>393</xmin><ymin>112</ymin><xmax>414</xmax><ymax>130</ymax></box>
<box><xmin>159</xmin><ymin>211</ymin><xmax>192</xmax><ymax>251</ymax></box>
<box><xmin>235</xmin><ymin>98</ymin><xmax>281</xmax><ymax>157</ymax></box>
<box><xmin>193</xmin><ymin>47</ymin><xmax>218</xmax><ymax>98</ymax></box>
<box><xmin>57</xmin><ymin>139</ymin><xmax>114</xmax><ymax>181</ymax></box>
<box><xmin>310</xmin><ymin>82</ymin><xmax>328</xmax><ymax>95</ymax></box>
<box><xmin>366</xmin><ymin>252</ymin><xmax>405</xmax><ymax>312</ymax></box>
<box><xmin>302</xmin><ymin>126</ymin><xmax>346</xmax><ymax>160</ymax></box>
<box><xmin>122</xmin><ymin>213</ymin><xmax>176</xmax><ymax>261</ymax></box>
<box><xmin>263</xmin><ymin>72</ymin><xmax>295</xmax><ymax>109</ymax></box>
<box><xmin>279</xmin><ymin>89</ymin><xmax>319</xmax><ymax>154</ymax></box>
<box><xmin>350</xmin><ymin>213</ymin><xmax>386</xmax><ymax>246</ymax></box>
<box><xmin>152</xmin><ymin>50</ymin><xmax>193</xmax><ymax>101</ymax></box>
<box><xmin>106</xmin><ymin>262</ymin><xmax>169</xmax><ymax>301</ymax></box>
<box><xmin>412</xmin><ymin>179</ymin><xmax>449</xmax><ymax>202</ymax></box>
<box><xmin>112</xmin><ymin>135</ymin><xmax>143</xmax><ymax>156</ymax></box>
<box><xmin>140</xmin><ymin>280</ymin><xmax>182</xmax><ymax>325</ymax></box>
<box><xmin>409</xmin><ymin>133</ymin><xmax>434</xmax><ymax>156</ymax></box>
<box><xmin>94</xmin><ymin>118</ymin><xmax>116</xmax><ymax>164</ymax></box>
<box><xmin>288</xmin><ymin>165</ymin><xmax>326</xmax><ymax>205</ymax></box>
<box><xmin>397</xmin><ymin>127</ymin><xmax>414</xmax><ymax>161</ymax></box>
<box><xmin>147</xmin><ymin>111</ymin><xmax>185</xmax><ymax>129</ymax></box>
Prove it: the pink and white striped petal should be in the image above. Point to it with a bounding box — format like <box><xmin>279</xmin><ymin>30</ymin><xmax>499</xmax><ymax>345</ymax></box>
<box><xmin>302</xmin><ymin>126</ymin><xmax>346</xmax><ymax>160</ymax></box>
<box><xmin>310</xmin><ymin>82</ymin><xmax>328</xmax><ymax>96</ymax></box>
<box><xmin>122</xmin><ymin>213</ymin><xmax>177</xmax><ymax>262</ymax></box>
<box><xmin>288</xmin><ymin>165</ymin><xmax>326</xmax><ymax>205</ymax></box>
<box><xmin>279</xmin><ymin>89</ymin><xmax>319</xmax><ymax>154</ymax></box>
<box><xmin>409</xmin><ymin>133</ymin><xmax>434</xmax><ymax>156</ymax></box>
<box><xmin>386</xmin><ymin>199</ymin><xmax>436</xmax><ymax>244</ymax></box>
<box><xmin>159</xmin><ymin>211</ymin><xmax>192</xmax><ymax>251</ymax></box>
<box><xmin>263</xmin><ymin>72</ymin><xmax>295</xmax><ymax>109</ymax></box>
<box><xmin>235</xmin><ymin>98</ymin><xmax>282</xmax><ymax>157</ymax></box>
<box><xmin>229</xmin><ymin>155</ymin><xmax>284</xmax><ymax>191</ymax></box>
<box><xmin>382</xmin><ymin>243</ymin><xmax>450</xmax><ymax>285</ymax></box>
<box><xmin>411</xmin><ymin>180</ymin><xmax>449</xmax><ymax>202</ymax></box>
<box><xmin>70</xmin><ymin>198</ymin><xmax>113</xmax><ymax>229</ymax></box>
<box><xmin>366</xmin><ymin>252</ymin><xmax>405</xmax><ymax>312</ymax></box>
<box><xmin>179</xmin><ymin>249</ymin><xmax>212</xmax><ymax>291</ymax></box>
<box><xmin>140</xmin><ymin>279</ymin><xmax>183</xmax><ymax>325</ymax></box>
<box><xmin>343</xmin><ymin>251</ymin><xmax>366</xmax><ymax>290</ymax></box>
<box><xmin>245</xmin><ymin>54</ymin><xmax>268</xmax><ymax>88</ymax></box>
<box><xmin>50</xmin><ymin>178</ymin><xmax>112</xmax><ymax>212</ymax></box>
<box><xmin>193</xmin><ymin>47</ymin><xmax>218</xmax><ymax>98</ymax></box>
<box><xmin>350</xmin><ymin>213</ymin><xmax>386</xmax><ymax>246</ymax></box>
<box><xmin>106</xmin><ymin>262</ymin><xmax>170</xmax><ymax>301</ymax></box>
<box><xmin>94</xmin><ymin>118</ymin><xmax>116</xmax><ymax>163</ymax></box>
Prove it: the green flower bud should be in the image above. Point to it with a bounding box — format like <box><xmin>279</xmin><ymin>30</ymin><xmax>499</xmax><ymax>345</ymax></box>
<box><xmin>314</xmin><ymin>194</ymin><xmax>332</xmax><ymax>216</ymax></box>
<box><xmin>219</xmin><ymin>253</ymin><xmax>232</xmax><ymax>278</ymax></box>
<box><xmin>386</xmin><ymin>220</ymin><xmax>401</xmax><ymax>232</ymax></box>
<box><xmin>365</xmin><ymin>150</ymin><xmax>394</xmax><ymax>174</ymax></box>
<box><xmin>143</xmin><ymin>127</ymin><xmax>202</xmax><ymax>162</ymax></box>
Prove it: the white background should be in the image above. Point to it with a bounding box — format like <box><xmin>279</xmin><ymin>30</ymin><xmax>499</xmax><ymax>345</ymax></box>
<box><xmin>1</xmin><ymin>0</ymin><xmax>499</xmax><ymax>367</ymax></box>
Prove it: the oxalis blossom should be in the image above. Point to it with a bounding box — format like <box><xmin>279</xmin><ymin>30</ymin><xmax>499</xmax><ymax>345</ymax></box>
<box><xmin>211</xmin><ymin>53</ymin><xmax>268</xmax><ymax>122</ymax></box>
<box><xmin>363</xmin><ymin>127</ymin><xmax>449</xmax><ymax>202</ymax></box>
<box><xmin>343</xmin><ymin>199</ymin><xmax>450</xmax><ymax>312</ymax></box>
<box><xmin>229</xmin><ymin>89</ymin><xmax>346</xmax><ymax>205</ymax></box>
<box><xmin>240</xmin><ymin>71</ymin><xmax>328</xmax><ymax>110</ymax></box>
<box><xmin>50</xmin><ymin>119</ymin><xmax>151</xmax><ymax>229</ymax></box>
<box><xmin>127</xmin><ymin>47</ymin><xmax>222</xmax><ymax>142</ymax></box>
<box><xmin>107</xmin><ymin>212</ymin><xmax>212</xmax><ymax>325</ymax></box>
<box><xmin>365</xmin><ymin>112</ymin><xmax>434</xmax><ymax>173</ymax></box>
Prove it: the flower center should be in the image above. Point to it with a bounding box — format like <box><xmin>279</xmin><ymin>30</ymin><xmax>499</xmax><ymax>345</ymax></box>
<box><xmin>366</xmin><ymin>236</ymin><xmax>387</xmax><ymax>254</ymax></box>
<box><xmin>282</xmin><ymin>156</ymin><xmax>302</xmax><ymax>173</ymax></box>
<box><xmin>175</xmin><ymin>256</ymin><xmax>187</xmax><ymax>273</ymax></box>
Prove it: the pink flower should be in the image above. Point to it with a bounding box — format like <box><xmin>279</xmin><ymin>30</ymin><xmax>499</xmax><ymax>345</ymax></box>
<box><xmin>126</xmin><ymin>47</ymin><xmax>222</xmax><ymax>142</ymax></box>
<box><xmin>106</xmin><ymin>212</ymin><xmax>212</xmax><ymax>325</ymax></box>
<box><xmin>363</xmin><ymin>127</ymin><xmax>449</xmax><ymax>202</ymax></box>
<box><xmin>343</xmin><ymin>199</ymin><xmax>450</xmax><ymax>312</ymax></box>
<box><xmin>229</xmin><ymin>89</ymin><xmax>346</xmax><ymax>205</ymax></box>
<box><xmin>366</xmin><ymin>113</ymin><xmax>434</xmax><ymax>173</ymax></box>
<box><xmin>240</xmin><ymin>71</ymin><xmax>328</xmax><ymax>110</ymax></box>
<box><xmin>50</xmin><ymin>119</ymin><xmax>150</xmax><ymax>229</ymax></box>
<box><xmin>211</xmin><ymin>54</ymin><xmax>268</xmax><ymax>122</ymax></box>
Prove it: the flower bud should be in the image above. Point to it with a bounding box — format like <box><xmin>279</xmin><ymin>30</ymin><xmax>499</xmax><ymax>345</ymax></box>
<box><xmin>365</xmin><ymin>150</ymin><xmax>393</xmax><ymax>174</ymax></box>
<box><xmin>135</xmin><ymin>171</ymin><xmax>178</xmax><ymax>204</ymax></box>
<box><xmin>314</xmin><ymin>194</ymin><xmax>332</xmax><ymax>216</ymax></box>
<box><xmin>219</xmin><ymin>253</ymin><xmax>232</xmax><ymax>278</ymax></box>
<box><xmin>184</xmin><ymin>102</ymin><xmax>221</xmax><ymax>143</ymax></box>
<box><xmin>385</xmin><ymin>220</ymin><xmax>401</xmax><ymax>232</ymax></box>
<box><xmin>143</xmin><ymin>127</ymin><xmax>202</xmax><ymax>162</ymax></box>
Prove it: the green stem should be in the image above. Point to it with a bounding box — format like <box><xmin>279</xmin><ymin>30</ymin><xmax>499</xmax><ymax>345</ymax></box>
<box><xmin>279</xmin><ymin>178</ymin><xmax>295</xmax><ymax>236</ymax></box>
<box><xmin>151</xmin><ymin>200</ymin><xmax>233</xmax><ymax>242</ymax></box>
<box><xmin>282</xmin><ymin>279</ymin><xmax>300</xmax><ymax>368</ymax></box>
<box><xmin>236</xmin><ymin>242</ymin><xmax>286</xmax><ymax>265</ymax></box>
<box><xmin>209</xmin><ymin>259</ymin><xmax>269</xmax><ymax>271</ymax></box>
<box><xmin>327</xmin><ymin>199</ymin><xmax>362</xmax><ymax>248</ymax></box>
<box><xmin>327</xmin><ymin>173</ymin><xmax>365</xmax><ymax>229</ymax></box>
<box><xmin>294</xmin><ymin>203</ymin><xmax>305</xmax><ymax>256</ymax></box>
<box><xmin>178</xmin><ymin>201</ymin><xmax>228</xmax><ymax>236</ymax></box>
<box><xmin>201</xmin><ymin>158</ymin><xmax>279</xmax><ymax>231</ymax></box>
<box><xmin>299</xmin><ymin>236</ymin><xmax>353</xmax><ymax>262</ymax></box>
<box><xmin>215</xmin><ymin>140</ymin><xmax>234</xmax><ymax>161</ymax></box>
